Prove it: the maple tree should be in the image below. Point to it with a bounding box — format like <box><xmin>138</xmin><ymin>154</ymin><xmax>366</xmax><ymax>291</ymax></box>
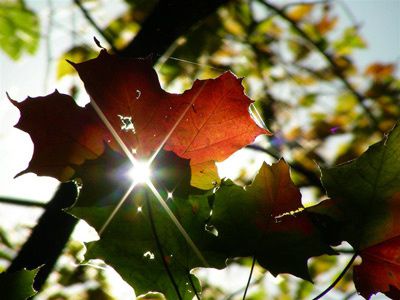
<box><xmin>1</xmin><ymin>1</ymin><xmax>400</xmax><ymax>300</ymax></box>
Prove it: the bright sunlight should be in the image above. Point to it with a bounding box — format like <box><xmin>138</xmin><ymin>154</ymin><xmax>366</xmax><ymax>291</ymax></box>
<box><xmin>128</xmin><ymin>161</ymin><xmax>152</xmax><ymax>184</ymax></box>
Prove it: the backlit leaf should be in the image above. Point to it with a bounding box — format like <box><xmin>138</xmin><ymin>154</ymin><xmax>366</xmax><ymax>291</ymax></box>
<box><xmin>210</xmin><ymin>160</ymin><xmax>333</xmax><ymax>280</ymax></box>
<box><xmin>310</xmin><ymin>123</ymin><xmax>400</xmax><ymax>298</ymax></box>
<box><xmin>0</xmin><ymin>269</ymin><xmax>38</xmax><ymax>300</ymax></box>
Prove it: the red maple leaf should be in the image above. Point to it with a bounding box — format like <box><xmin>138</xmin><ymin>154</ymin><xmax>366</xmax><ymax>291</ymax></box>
<box><xmin>10</xmin><ymin>50</ymin><xmax>269</xmax><ymax>184</ymax></box>
<box><xmin>354</xmin><ymin>236</ymin><xmax>400</xmax><ymax>299</ymax></box>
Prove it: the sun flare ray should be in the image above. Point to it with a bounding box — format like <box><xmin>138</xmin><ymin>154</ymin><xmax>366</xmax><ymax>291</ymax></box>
<box><xmin>90</xmin><ymin>97</ymin><xmax>138</xmax><ymax>166</ymax></box>
<box><xmin>89</xmin><ymin>94</ymin><xmax>208</xmax><ymax>267</ymax></box>
<box><xmin>148</xmin><ymin>82</ymin><xmax>207</xmax><ymax>165</ymax></box>
<box><xmin>146</xmin><ymin>181</ymin><xmax>209</xmax><ymax>267</ymax></box>
<box><xmin>97</xmin><ymin>181</ymin><xmax>137</xmax><ymax>237</ymax></box>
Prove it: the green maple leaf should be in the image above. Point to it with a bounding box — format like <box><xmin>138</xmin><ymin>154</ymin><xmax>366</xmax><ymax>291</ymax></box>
<box><xmin>309</xmin><ymin>123</ymin><xmax>400</xmax><ymax>299</ymax></box>
<box><xmin>69</xmin><ymin>147</ymin><xmax>225</xmax><ymax>299</ymax></box>
<box><xmin>0</xmin><ymin>269</ymin><xmax>38</xmax><ymax>300</ymax></box>
<box><xmin>209</xmin><ymin>160</ymin><xmax>333</xmax><ymax>280</ymax></box>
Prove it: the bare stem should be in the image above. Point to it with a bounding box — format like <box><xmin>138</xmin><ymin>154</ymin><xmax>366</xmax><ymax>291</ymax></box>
<box><xmin>243</xmin><ymin>256</ymin><xmax>256</xmax><ymax>300</ymax></box>
<box><xmin>312</xmin><ymin>253</ymin><xmax>358</xmax><ymax>300</ymax></box>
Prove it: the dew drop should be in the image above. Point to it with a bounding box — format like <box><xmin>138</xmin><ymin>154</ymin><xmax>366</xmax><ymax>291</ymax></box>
<box><xmin>135</xmin><ymin>89</ymin><xmax>141</xmax><ymax>99</ymax></box>
<box><xmin>169</xmin><ymin>106</ymin><xmax>172</xmax><ymax>110</ymax></box>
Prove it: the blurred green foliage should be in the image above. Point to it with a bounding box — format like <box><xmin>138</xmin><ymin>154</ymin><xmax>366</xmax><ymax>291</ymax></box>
<box><xmin>0</xmin><ymin>0</ymin><xmax>39</xmax><ymax>60</ymax></box>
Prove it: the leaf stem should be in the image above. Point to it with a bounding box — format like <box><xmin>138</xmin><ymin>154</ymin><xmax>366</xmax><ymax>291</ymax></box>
<box><xmin>243</xmin><ymin>256</ymin><xmax>256</xmax><ymax>300</ymax></box>
<box><xmin>312</xmin><ymin>252</ymin><xmax>358</xmax><ymax>300</ymax></box>
<box><xmin>145</xmin><ymin>193</ymin><xmax>183</xmax><ymax>300</ymax></box>
<box><xmin>73</xmin><ymin>0</ymin><xmax>117</xmax><ymax>52</ymax></box>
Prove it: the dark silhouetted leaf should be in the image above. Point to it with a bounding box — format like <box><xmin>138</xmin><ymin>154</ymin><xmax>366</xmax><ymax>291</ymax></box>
<box><xmin>210</xmin><ymin>160</ymin><xmax>333</xmax><ymax>280</ymax></box>
<box><xmin>0</xmin><ymin>269</ymin><xmax>38</xmax><ymax>300</ymax></box>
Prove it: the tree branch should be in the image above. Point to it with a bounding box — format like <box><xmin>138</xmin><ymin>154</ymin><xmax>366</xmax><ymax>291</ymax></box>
<box><xmin>120</xmin><ymin>0</ymin><xmax>230</xmax><ymax>58</ymax></box>
<box><xmin>0</xmin><ymin>197</ymin><xmax>46</xmax><ymax>208</ymax></box>
<box><xmin>73</xmin><ymin>0</ymin><xmax>117</xmax><ymax>52</ymax></box>
<box><xmin>258</xmin><ymin>0</ymin><xmax>380</xmax><ymax>130</ymax></box>
<box><xmin>7</xmin><ymin>182</ymin><xmax>78</xmax><ymax>291</ymax></box>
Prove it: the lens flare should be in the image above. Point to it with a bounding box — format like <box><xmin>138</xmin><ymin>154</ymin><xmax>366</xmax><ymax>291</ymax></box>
<box><xmin>128</xmin><ymin>161</ymin><xmax>151</xmax><ymax>184</ymax></box>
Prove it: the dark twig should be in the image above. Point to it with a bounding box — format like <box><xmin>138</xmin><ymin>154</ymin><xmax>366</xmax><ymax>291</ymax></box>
<box><xmin>225</xmin><ymin>274</ymin><xmax>264</xmax><ymax>300</ymax></box>
<box><xmin>0</xmin><ymin>197</ymin><xmax>46</xmax><ymax>208</ymax></box>
<box><xmin>73</xmin><ymin>0</ymin><xmax>117</xmax><ymax>52</ymax></box>
<box><xmin>258</xmin><ymin>0</ymin><xmax>380</xmax><ymax>130</ymax></box>
<box><xmin>343</xmin><ymin>290</ymin><xmax>358</xmax><ymax>300</ymax></box>
<box><xmin>243</xmin><ymin>256</ymin><xmax>256</xmax><ymax>300</ymax></box>
<box><xmin>282</xmin><ymin>0</ymin><xmax>331</xmax><ymax>9</ymax></box>
<box><xmin>312</xmin><ymin>252</ymin><xmax>358</xmax><ymax>300</ymax></box>
<box><xmin>145</xmin><ymin>193</ymin><xmax>183</xmax><ymax>300</ymax></box>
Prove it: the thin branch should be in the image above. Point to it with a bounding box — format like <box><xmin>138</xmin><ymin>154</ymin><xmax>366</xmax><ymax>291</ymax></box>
<box><xmin>312</xmin><ymin>252</ymin><xmax>358</xmax><ymax>300</ymax></box>
<box><xmin>336</xmin><ymin>248</ymin><xmax>356</xmax><ymax>254</ymax></box>
<box><xmin>344</xmin><ymin>291</ymin><xmax>358</xmax><ymax>300</ymax></box>
<box><xmin>43</xmin><ymin>0</ymin><xmax>53</xmax><ymax>92</ymax></box>
<box><xmin>258</xmin><ymin>0</ymin><xmax>380</xmax><ymax>130</ymax></box>
<box><xmin>145</xmin><ymin>193</ymin><xmax>183</xmax><ymax>300</ymax></box>
<box><xmin>73</xmin><ymin>0</ymin><xmax>117</xmax><ymax>52</ymax></box>
<box><xmin>0</xmin><ymin>197</ymin><xmax>46</xmax><ymax>208</ymax></box>
<box><xmin>225</xmin><ymin>273</ymin><xmax>264</xmax><ymax>300</ymax></box>
<box><xmin>243</xmin><ymin>256</ymin><xmax>256</xmax><ymax>300</ymax></box>
<box><xmin>282</xmin><ymin>0</ymin><xmax>331</xmax><ymax>10</ymax></box>
<box><xmin>337</xmin><ymin>0</ymin><xmax>360</xmax><ymax>28</ymax></box>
